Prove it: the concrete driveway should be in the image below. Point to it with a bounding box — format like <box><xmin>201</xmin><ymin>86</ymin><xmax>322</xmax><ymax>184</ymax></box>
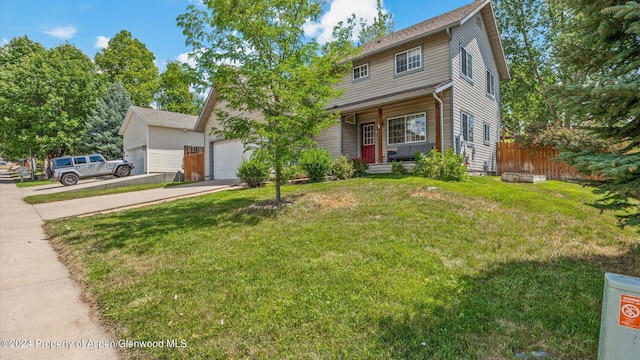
<box><xmin>30</xmin><ymin>179</ymin><xmax>240</xmax><ymax>220</ymax></box>
<box><xmin>1</xmin><ymin>171</ymin><xmax>240</xmax><ymax>359</ymax></box>
<box><xmin>0</xmin><ymin>170</ymin><xmax>119</xmax><ymax>360</ymax></box>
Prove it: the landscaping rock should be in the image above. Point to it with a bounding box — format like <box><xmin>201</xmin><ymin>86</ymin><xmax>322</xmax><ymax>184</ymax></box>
<box><xmin>501</xmin><ymin>172</ymin><xmax>546</xmax><ymax>183</ymax></box>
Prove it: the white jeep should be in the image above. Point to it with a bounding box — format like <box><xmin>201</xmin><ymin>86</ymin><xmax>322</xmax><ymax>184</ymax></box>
<box><xmin>50</xmin><ymin>154</ymin><xmax>134</xmax><ymax>186</ymax></box>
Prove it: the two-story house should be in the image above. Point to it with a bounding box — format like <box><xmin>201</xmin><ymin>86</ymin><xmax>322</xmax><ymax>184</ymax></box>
<box><xmin>195</xmin><ymin>0</ymin><xmax>509</xmax><ymax>180</ymax></box>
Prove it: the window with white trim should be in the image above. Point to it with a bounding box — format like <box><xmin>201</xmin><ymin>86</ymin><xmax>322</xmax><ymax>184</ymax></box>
<box><xmin>486</xmin><ymin>70</ymin><xmax>496</xmax><ymax>98</ymax></box>
<box><xmin>395</xmin><ymin>46</ymin><xmax>422</xmax><ymax>74</ymax></box>
<box><xmin>387</xmin><ymin>112</ymin><xmax>427</xmax><ymax>145</ymax></box>
<box><xmin>483</xmin><ymin>122</ymin><xmax>491</xmax><ymax>145</ymax></box>
<box><xmin>461</xmin><ymin>46</ymin><xmax>473</xmax><ymax>81</ymax></box>
<box><xmin>461</xmin><ymin>112</ymin><xmax>474</xmax><ymax>143</ymax></box>
<box><xmin>353</xmin><ymin>63</ymin><xmax>369</xmax><ymax>80</ymax></box>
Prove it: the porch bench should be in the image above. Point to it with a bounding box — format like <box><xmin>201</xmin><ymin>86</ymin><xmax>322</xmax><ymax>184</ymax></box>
<box><xmin>387</xmin><ymin>142</ymin><xmax>436</xmax><ymax>162</ymax></box>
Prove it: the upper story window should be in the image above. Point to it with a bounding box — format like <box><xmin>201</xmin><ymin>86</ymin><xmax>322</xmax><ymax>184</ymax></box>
<box><xmin>395</xmin><ymin>46</ymin><xmax>422</xmax><ymax>75</ymax></box>
<box><xmin>486</xmin><ymin>69</ymin><xmax>496</xmax><ymax>99</ymax></box>
<box><xmin>460</xmin><ymin>46</ymin><xmax>473</xmax><ymax>82</ymax></box>
<box><xmin>461</xmin><ymin>112</ymin><xmax>474</xmax><ymax>144</ymax></box>
<box><xmin>352</xmin><ymin>63</ymin><xmax>369</xmax><ymax>81</ymax></box>
<box><xmin>388</xmin><ymin>112</ymin><xmax>426</xmax><ymax>145</ymax></box>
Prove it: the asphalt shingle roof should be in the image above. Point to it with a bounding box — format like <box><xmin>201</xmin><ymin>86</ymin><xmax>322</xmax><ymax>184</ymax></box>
<box><xmin>129</xmin><ymin>106</ymin><xmax>198</xmax><ymax>129</ymax></box>
<box><xmin>361</xmin><ymin>0</ymin><xmax>485</xmax><ymax>56</ymax></box>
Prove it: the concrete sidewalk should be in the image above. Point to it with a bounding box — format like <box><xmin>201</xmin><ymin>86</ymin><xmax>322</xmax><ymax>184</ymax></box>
<box><xmin>31</xmin><ymin>179</ymin><xmax>240</xmax><ymax>220</ymax></box>
<box><xmin>0</xmin><ymin>170</ymin><xmax>118</xmax><ymax>359</ymax></box>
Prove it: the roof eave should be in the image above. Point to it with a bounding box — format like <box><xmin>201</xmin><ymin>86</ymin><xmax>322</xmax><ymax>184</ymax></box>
<box><xmin>195</xmin><ymin>88</ymin><xmax>218</xmax><ymax>133</ymax></box>
<box><xmin>118</xmin><ymin>106</ymin><xmax>136</xmax><ymax>136</ymax></box>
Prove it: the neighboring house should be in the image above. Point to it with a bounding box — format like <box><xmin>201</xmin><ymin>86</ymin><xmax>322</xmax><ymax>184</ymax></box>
<box><xmin>119</xmin><ymin>106</ymin><xmax>204</xmax><ymax>175</ymax></box>
<box><xmin>194</xmin><ymin>0</ymin><xmax>509</xmax><ymax>180</ymax></box>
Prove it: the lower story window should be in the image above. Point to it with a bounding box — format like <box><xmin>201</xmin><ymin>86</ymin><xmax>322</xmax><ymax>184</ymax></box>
<box><xmin>483</xmin><ymin>122</ymin><xmax>491</xmax><ymax>145</ymax></box>
<box><xmin>388</xmin><ymin>113</ymin><xmax>427</xmax><ymax>145</ymax></box>
<box><xmin>461</xmin><ymin>112</ymin><xmax>474</xmax><ymax>143</ymax></box>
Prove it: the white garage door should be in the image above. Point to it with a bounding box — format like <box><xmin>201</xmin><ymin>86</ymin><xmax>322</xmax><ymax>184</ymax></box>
<box><xmin>213</xmin><ymin>140</ymin><xmax>251</xmax><ymax>180</ymax></box>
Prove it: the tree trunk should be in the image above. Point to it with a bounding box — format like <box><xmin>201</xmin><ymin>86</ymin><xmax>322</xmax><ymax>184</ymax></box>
<box><xmin>274</xmin><ymin>151</ymin><xmax>282</xmax><ymax>203</ymax></box>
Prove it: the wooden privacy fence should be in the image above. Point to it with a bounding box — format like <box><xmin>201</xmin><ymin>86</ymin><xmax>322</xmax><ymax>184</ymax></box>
<box><xmin>183</xmin><ymin>146</ymin><xmax>204</xmax><ymax>182</ymax></box>
<box><xmin>496</xmin><ymin>142</ymin><xmax>597</xmax><ymax>181</ymax></box>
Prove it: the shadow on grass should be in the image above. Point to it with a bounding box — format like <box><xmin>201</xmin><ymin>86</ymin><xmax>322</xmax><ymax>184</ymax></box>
<box><xmin>60</xmin><ymin>192</ymin><xmax>284</xmax><ymax>253</ymax></box>
<box><xmin>374</xmin><ymin>245</ymin><xmax>640</xmax><ymax>359</ymax></box>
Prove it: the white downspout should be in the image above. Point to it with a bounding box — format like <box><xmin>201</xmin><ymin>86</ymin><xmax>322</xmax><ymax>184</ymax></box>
<box><xmin>433</xmin><ymin>92</ymin><xmax>445</xmax><ymax>154</ymax></box>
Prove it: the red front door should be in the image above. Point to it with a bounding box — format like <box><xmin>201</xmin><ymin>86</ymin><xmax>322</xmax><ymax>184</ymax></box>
<box><xmin>361</xmin><ymin>123</ymin><xmax>376</xmax><ymax>164</ymax></box>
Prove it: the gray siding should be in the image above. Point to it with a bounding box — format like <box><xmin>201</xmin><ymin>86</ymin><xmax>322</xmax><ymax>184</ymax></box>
<box><xmin>314</xmin><ymin>121</ymin><xmax>341</xmax><ymax>159</ymax></box>
<box><xmin>329</xmin><ymin>32</ymin><xmax>451</xmax><ymax>108</ymax></box>
<box><xmin>341</xmin><ymin>120</ymin><xmax>357</xmax><ymax>159</ymax></box>
<box><xmin>450</xmin><ymin>13</ymin><xmax>501</xmax><ymax>172</ymax></box>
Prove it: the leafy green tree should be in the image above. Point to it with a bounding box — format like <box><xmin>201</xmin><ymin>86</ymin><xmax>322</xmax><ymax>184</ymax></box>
<box><xmin>0</xmin><ymin>41</ymin><xmax>100</xmax><ymax>159</ymax></box>
<box><xmin>178</xmin><ymin>0</ymin><xmax>358</xmax><ymax>202</ymax></box>
<box><xmin>94</xmin><ymin>30</ymin><xmax>159</xmax><ymax>107</ymax></box>
<box><xmin>358</xmin><ymin>0</ymin><xmax>394</xmax><ymax>44</ymax></box>
<box><xmin>78</xmin><ymin>81</ymin><xmax>132</xmax><ymax>159</ymax></box>
<box><xmin>0</xmin><ymin>35</ymin><xmax>45</xmax><ymax>66</ymax></box>
<box><xmin>494</xmin><ymin>0</ymin><xmax>568</xmax><ymax>135</ymax></box>
<box><xmin>0</xmin><ymin>36</ymin><xmax>46</xmax><ymax>158</ymax></box>
<box><xmin>156</xmin><ymin>61</ymin><xmax>203</xmax><ymax>115</ymax></box>
<box><xmin>556</xmin><ymin>0</ymin><xmax>640</xmax><ymax>228</ymax></box>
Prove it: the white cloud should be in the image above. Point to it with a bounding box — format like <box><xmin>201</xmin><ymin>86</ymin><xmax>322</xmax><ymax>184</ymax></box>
<box><xmin>1</xmin><ymin>38</ymin><xmax>8</xmax><ymax>46</ymax></box>
<box><xmin>177</xmin><ymin>52</ymin><xmax>197</xmax><ymax>68</ymax></box>
<box><xmin>304</xmin><ymin>0</ymin><xmax>384</xmax><ymax>44</ymax></box>
<box><xmin>94</xmin><ymin>36</ymin><xmax>110</xmax><ymax>49</ymax></box>
<box><xmin>42</xmin><ymin>26</ymin><xmax>77</xmax><ymax>40</ymax></box>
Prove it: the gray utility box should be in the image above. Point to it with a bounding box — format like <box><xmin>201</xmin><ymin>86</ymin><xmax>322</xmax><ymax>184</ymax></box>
<box><xmin>598</xmin><ymin>273</ymin><xmax>640</xmax><ymax>359</ymax></box>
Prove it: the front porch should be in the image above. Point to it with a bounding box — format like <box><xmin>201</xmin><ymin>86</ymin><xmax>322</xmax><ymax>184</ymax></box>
<box><xmin>333</xmin><ymin>86</ymin><xmax>452</xmax><ymax>166</ymax></box>
<box><xmin>366</xmin><ymin>162</ymin><xmax>416</xmax><ymax>174</ymax></box>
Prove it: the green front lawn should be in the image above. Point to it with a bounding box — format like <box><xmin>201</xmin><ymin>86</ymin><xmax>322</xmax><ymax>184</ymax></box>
<box><xmin>45</xmin><ymin>176</ymin><xmax>639</xmax><ymax>359</ymax></box>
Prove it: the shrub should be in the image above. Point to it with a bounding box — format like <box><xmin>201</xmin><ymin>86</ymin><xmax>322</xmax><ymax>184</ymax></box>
<box><xmin>236</xmin><ymin>156</ymin><xmax>270</xmax><ymax>188</ymax></box>
<box><xmin>413</xmin><ymin>151</ymin><xmax>440</xmax><ymax>178</ymax></box>
<box><xmin>413</xmin><ymin>149</ymin><xmax>466</xmax><ymax>181</ymax></box>
<box><xmin>350</xmin><ymin>158</ymin><xmax>369</xmax><ymax>177</ymax></box>
<box><xmin>279</xmin><ymin>164</ymin><xmax>306</xmax><ymax>185</ymax></box>
<box><xmin>441</xmin><ymin>148</ymin><xmax>467</xmax><ymax>181</ymax></box>
<box><xmin>299</xmin><ymin>147</ymin><xmax>332</xmax><ymax>183</ymax></box>
<box><xmin>391</xmin><ymin>161</ymin><xmax>407</xmax><ymax>175</ymax></box>
<box><xmin>331</xmin><ymin>155</ymin><xmax>354</xmax><ymax>180</ymax></box>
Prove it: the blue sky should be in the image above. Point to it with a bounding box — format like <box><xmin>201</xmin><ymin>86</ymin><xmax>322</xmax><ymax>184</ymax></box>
<box><xmin>1</xmin><ymin>0</ymin><xmax>475</xmax><ymax>70</ymax></box>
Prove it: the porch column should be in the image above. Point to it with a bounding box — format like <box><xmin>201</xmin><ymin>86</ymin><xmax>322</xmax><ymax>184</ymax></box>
<box><xmin>435</xmin><ymin>98</ymin><xmax>442</xmax><ymax>152</ymax></box>
<box><xmin>377</xmin><ymin>108</ymin><xmax>383</xmax><ymax>163</ymax></box>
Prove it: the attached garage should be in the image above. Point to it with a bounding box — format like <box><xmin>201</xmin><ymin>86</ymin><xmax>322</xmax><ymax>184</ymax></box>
<box><xmin>211</xmin><ymin>140</ymin><xmax>252</xmax><ymax>180</ymax></box>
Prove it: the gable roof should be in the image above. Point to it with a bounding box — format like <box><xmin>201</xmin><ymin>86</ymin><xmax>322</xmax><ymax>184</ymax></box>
<box><xmin>194</xmin><ymin>1</ymin><xmax>510</xmax><ymax>129</ymax></box>
<box><xmin>359</xmin><ymin>0</ymin><xmax>509</xmax><ymax>80</ymax></box>
<box><xmin>119</xmin><ymin>106</ymin><xmax>200</xmax><ymax>135</ymax></box>
<box><xmin>194</xmin><ymin>89</ymin><xmax>218</xmax><ymax>133</ymax></box>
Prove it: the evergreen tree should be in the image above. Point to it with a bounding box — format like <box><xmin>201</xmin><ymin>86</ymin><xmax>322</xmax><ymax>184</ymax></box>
<box><xmin>79</xmin><ymin>82</ymin><xmax>132</xmax><ymax>159</ymax></box>
<box><xmin>557</xmin><ymin>1</ymin><xmax>640</xmax><ymax>228</ymax></box>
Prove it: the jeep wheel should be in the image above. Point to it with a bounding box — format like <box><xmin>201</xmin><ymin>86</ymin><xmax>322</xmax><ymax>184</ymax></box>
<box><xmin>60</xmin><ymin>173</ymin><xmax>79</xmax><ymax>186</ymax></box>
<box><xmin>115</xmin><ymin>166</ymin><xmax>131</xmax><ymax>177</ymax></box>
